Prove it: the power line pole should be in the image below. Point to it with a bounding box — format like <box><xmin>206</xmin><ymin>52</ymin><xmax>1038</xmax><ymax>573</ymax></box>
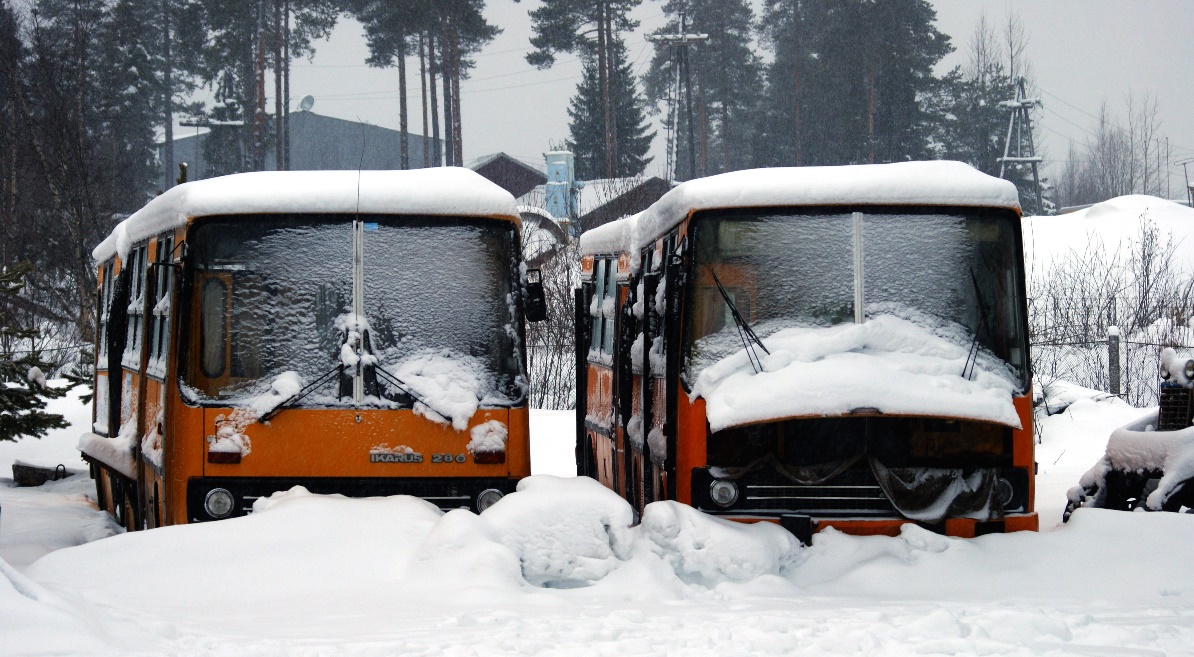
<box><xmin>647</xmin><ymin>16</ymin><xmax>707</xmax><ymax>181</ymax></box>
<box><xmin>998</xmin><ymin>76</ymin><xmax>1045</xmax><ymax>213</ymax></box>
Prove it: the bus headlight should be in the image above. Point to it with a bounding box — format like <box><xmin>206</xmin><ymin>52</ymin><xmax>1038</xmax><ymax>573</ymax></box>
<box><xmin>1184</xmin><ymin>360</ymin><xmax>1194</xmax><ymax>380</ymax></box>
<box><xmin>709</xmin><ymin>479</ymin><xmax>739</xmax><ymax>507</ymax></box>
<box><xmin>1161</xmin><ymin>365</ymin><xmax>1171</xmax><ymax>380</ymax></box>
<box><xmin>476</xmin><ymin>488</ymin><xmax>504</xmax><ymax>512</ymax></box>
<box><xmin>204</xmin><ymin>488</ymin><xmax>235</xmax><ymax>519</ymax></box>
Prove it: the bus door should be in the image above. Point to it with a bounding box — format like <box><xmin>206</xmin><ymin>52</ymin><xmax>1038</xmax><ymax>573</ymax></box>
<box><xmin>623</xmin><ymin>246</ymin><xmax>659</xmax><ymax>513</ymax></box>
<box><xmin>136</xmin><ymin>234</ymin><xmax>176</xmax><ymax>528</ymax></box>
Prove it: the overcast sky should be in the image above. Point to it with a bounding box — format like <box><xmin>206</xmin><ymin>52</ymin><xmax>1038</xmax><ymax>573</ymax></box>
<box><xmin>211</xmin><ymin>0</ymin><xmax>1194</xmax><ymax>197</ymax></box>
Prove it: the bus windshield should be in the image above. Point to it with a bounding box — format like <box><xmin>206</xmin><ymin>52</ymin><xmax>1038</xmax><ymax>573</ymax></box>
<box><xmin>184</xmin><ymin>214</ymin><xmax>524</xmax><ymax>409</ymax></box>
<box><xmin>683</xmin><ymin>206</ymin><xmax>1028</xmax><ymax>393</ymax></box>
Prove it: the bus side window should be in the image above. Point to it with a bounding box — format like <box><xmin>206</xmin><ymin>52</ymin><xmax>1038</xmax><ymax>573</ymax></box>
<box><xmin>200</xmin><ymin>278</ymin><xmax>228</xmax><ymax>378</ymax></box>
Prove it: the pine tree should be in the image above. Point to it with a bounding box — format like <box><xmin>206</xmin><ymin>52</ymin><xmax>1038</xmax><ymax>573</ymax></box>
<box><xmin>568</xmin><ymin>38</ymin><xmax>654</xmax><ymax>179</ymax></box>
<box><xmin>528</xmin><ymin>0</ymin><xmax>642</xmax><ymax>178</ymax></box>
<box><xmin>755</xmin><ymin>0</ymin><xmax>953</xmax><ymax>167</ymax></box>
<box><xmin>0</xmin><ymin>263</ymin><xmax>70</xmax><ymax>442</ymax></box>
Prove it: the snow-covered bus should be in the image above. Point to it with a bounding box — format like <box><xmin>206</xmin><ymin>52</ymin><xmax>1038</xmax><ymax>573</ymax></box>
<box><xmin>575</xmin><ymin>162</ymin><xmax>1036</xmax><ymax>541</ymax></box>
<box><xmin>81</xmin><ymin>168</ymin><xmax>543</xmax><ymax>529</ymax></box>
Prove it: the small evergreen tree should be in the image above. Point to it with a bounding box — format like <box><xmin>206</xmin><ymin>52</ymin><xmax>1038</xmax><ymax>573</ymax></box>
<box><xmin>0</xmin><ymin>264</ymin><xmax>70</xmax><ymax>442</ymax></box>
<box><xmin>568</xmin><ymin>38</ymin><xmax>654</xmax><ymax>179</ymax></box>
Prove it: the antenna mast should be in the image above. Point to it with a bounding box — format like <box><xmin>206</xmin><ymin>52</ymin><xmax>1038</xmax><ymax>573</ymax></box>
<box><xmin>998</xmin><ymin>76</ymin><xmax>1045</xmax><ymax>214</ymax></box>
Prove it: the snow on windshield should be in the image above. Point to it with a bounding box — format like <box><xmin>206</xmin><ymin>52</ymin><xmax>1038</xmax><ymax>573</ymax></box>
<box><xmin>689</xmin><ymin>313</ymin><xmax>1022</xmax><ymax>432</ymax></box>
<box><xmin>184</xmin><ymin>215</ymin><xmax>523</xmax><ymax>417</ymax></box>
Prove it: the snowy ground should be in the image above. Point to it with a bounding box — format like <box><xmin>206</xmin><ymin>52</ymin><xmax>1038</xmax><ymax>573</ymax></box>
<box><xmin>2</xmin><ymin>387</ymin><xmax>1193</xmax><ymax>656</ymax></box>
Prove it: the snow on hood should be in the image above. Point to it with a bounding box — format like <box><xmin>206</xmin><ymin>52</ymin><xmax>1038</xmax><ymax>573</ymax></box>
<box><xmin>94</xmin><ymin>168</ymin><xmax>520</xmax><ymax>262</ymax></box>
<box><xmin>390</xmin><ymin>350</ymin><xmax>497</xmax><ymax>431</ymax></box>
<box><xmin>580</xmin><ymin>161</ymin><xmax>1019</xmax><ymax>256</ymax></box>
<box><xmin>689</xmin><ymin>314</ymin><xmax>1022</xmax><ymax>432</ymax></box>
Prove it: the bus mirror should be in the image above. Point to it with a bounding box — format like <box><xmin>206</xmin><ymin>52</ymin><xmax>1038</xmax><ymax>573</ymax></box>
<box><xmin>525</xmin><ymin>269</ymin><xmax>547</xmax><ymax>322</ymax></box>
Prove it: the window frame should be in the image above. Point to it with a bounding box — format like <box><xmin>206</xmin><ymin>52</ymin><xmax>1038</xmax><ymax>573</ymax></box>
<box><xmin>121</xmin><ymin>243</ymin><xmax>149</xmax><ymax>371</ymax></box>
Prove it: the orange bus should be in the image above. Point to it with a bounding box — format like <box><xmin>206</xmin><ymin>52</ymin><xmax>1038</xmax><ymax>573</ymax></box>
<box><xmin>81</xmin><ymin>168</ymin><xmax>543</xmax><ymax>529</ymax></box>
<box><xmin>575</xmin><ymin>162</ymin><xmax>1037</xmax><ymax>542</ymax></box>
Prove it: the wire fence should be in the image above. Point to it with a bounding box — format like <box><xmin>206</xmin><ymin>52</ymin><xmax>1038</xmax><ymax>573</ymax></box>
<box><xmin>1031</xmin><ymin>337</ymin><xmax>1194</xmax><ymax>407</ymax></box>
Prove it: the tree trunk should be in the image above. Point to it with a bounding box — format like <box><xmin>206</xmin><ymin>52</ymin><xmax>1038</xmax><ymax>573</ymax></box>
<box><xmin>441</xmin><ymin>23</ymin><xmax>454</xmax><ymax>167</ymax></box>
<box><xmin>429</xmin><ymin>32</ymin><xmax>441</xmax><ymax>166</ymax></box>
<box><xmin>398</xmin><ymin>30</ymin><xmax>409</xmax><ymax>170</ymax></box>
<box><xmin>605</xmin><ymin>6</ymin><xmax>617</xmax><ymax>175</ymax></box>
<box><xmin>162</xmin><ymin>0</ymin><xmax>174</xmax><ymax>188</ymax></box>
<box><xmin>273</xmin><ymin>0</ymin><xmax>283</xmax><ymax>171</ymax></box>
<box><xmin>720</xmin><ymin>101</ymin><xmax>730</xmax><ymax>172</ymax></box>
<box><xmin>867</xmin><ymin>61</ymin><xmax>875</xmax><ymax>164</ymax></box>
<box><xmin>792</xmin><ymin>0</ymin><xmax>802</xmax><ymax>166</ymax></box>
<box><xmin>699</xmin><ymin>86</ymin><xmax>708</xmax><ymax>176</ymax></box>
<box><xmin>283</xmin><ymin>0</ymin><xmax>290</xmax><ymax>170</ymax></box>
<box><xmin>596</xmin><ymin>0</ymin><xmax>612</xmax><ymax>177</ymax></box>
<box><xmin>419</xmin><ymin>32</ymin><xmax>429</xmax><ymax>168</ymax></box>
<box><xmin>449</xmin><ymin>22</ymin><xmax>462</xmax><ymax>165</ymax></box>
<box><xmin>253</xmin><ymin>0</ymin><xmax>267</xmax><ymax>171</ymax></box>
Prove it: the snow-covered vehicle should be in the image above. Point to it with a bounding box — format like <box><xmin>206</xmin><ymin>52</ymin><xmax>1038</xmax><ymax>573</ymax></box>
<box><xmin>1065</xmin><ymin>348</ymin><xmax>1194</xmax><ymax>518</ymax></box>
<box><xmin>80</xmin><ymin>169</ymin><xmax>545</xmax><ymax>530</ymax></box>
<box><xmin>576</xmin><ymin>162</ymin><xmax>1037</xmax><ymax>542</ymax></box>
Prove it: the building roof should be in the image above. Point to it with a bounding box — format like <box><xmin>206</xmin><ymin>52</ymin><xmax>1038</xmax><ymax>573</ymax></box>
<box><xmin>467</xmin><ymin>152</ymin><xmax>547</xmax><ymax>198</ymax></box>
<box><xmin>95</xmin><ymin>168</ymin><xmax>520</xmax><ymax>262</ymax></box>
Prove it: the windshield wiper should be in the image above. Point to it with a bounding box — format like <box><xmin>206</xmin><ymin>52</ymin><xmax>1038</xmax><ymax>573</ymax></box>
<box><xmin>259</xmin><ymin>364</ymin><xmax>344</xmax><ymax>422</ymax></box>
<box><xmin>962</xmin><ymin>267</ymin><xmax>994</xmax><ymax>380</ymax></box>
<box><xmin>711</xmin><ymin>268</ymin><xmax>770</xmax><ymax>373</ymax></box>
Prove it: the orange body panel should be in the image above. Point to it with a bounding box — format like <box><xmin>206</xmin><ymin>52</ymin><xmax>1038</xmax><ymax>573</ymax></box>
<box><xmin>89</xmin><ymin>217</ymin><xmax>531</xmax><ymax>529</ymax></box>
<box><xmin>581</xmin><ymin>203</ymin><xmax>1037</xmax><ymax>541</ymax></box>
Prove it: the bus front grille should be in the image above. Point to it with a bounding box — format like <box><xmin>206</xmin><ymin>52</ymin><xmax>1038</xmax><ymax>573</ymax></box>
<box><xmin>737</xmin><ymin>468</ymin><xmax>896</xmax><ymax>517</ymax></box>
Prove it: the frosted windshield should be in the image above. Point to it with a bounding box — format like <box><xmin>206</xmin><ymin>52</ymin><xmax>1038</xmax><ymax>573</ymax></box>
<box><xmin>683</xmin><ymin>208</ymin><xmax>1028</xmax><ymax>391</ymax></box>
<box><xmin>184</xmin><ymin>215</ymin><xmax>522</xmax><ymax>407</ymax></box>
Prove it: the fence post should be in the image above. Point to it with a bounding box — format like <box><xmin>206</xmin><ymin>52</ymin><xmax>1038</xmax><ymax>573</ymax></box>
<box><xmin>1107</xmin><ymin>326</ymin><xmax>1121</xmax><ymax>396</ymax></box>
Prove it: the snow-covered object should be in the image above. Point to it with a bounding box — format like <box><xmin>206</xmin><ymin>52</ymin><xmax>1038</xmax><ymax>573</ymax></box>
<box><xmin>391</xmin><ymin>351</ymin><xmax>493</xmax><ymax>431</ymax></box>
<box><xmin>480</xmin><ymin>476</ymin><xmax>635</xmax><ymax>587</ymax></box>
<box><xmin>578</xmin><ymin>211</ymin><xmax>642</xmax><ymax>255</ymax></box>
<box><xmin>690</xmin><ymin>314</ymin><xmax>1022</xmax><ymax>433</ymax></box>
<box><xmin>1159</xmin><ymin>347</ymin><xmax>1194</xmax><ymax>385</ymax></box>
<box><xmin>26</xmin><ymin>367</ymin><xmax>46</xmax><ymax>388</ymax></box>
<box><xmin>579</xmin><ymin>162</ymin><xmax>1019</xmax><ymax>256</ymax></box>
<box><xmin>77</xmin><ymin>418</ymin><xmax>140</xmax><ymax>480</ymax></box>
<box><xmin>638</xmin><ymin>501</ymin><xmax>801</xmax><ymax>584</ymax></box>
<box><xmin>1074</xmin><ymin>411</ymin><xmax>1194</xmax><ymax>510</ymax></box>
<box><xmin>466</xmin><ymin>420</ymin><xmax>508</xmax><ymax>454</ymax></box>
<box><xmin>93</xmin><ymin>168</ymin><xmax>520</xmax><ymax>262</ymax></box>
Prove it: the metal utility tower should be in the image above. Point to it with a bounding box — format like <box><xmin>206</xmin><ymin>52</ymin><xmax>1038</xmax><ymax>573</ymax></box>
<box><xmin>647</xmin><ymin>15</ymin><xmax>707</xmax><ymax>181</ymax></box>
<box><xmin>998</xmin><ymin>76</ymin><xmax>1045</xmax><ymax>213</ymax></box>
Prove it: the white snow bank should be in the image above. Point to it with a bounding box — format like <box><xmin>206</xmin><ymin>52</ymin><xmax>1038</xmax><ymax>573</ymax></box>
<box><xmin>1024</xmin><ymin>194</ymin><xmax>1194</xmax><ymax>270</ymax></box>
<box><xmin>690</xmin><ymin>314</ymin><xmax>1022</xmax><ymax>432</ymax></box>
<box><xmin>16</xmin><ymin>475</ymin><xmax>1194</xmax><ymax>654</ymax></box>
<box><xmin>581</xmin><ymin>161</ymin><xmax>1019</xmax><ymax>255</ymax></box>
<box><xmin>94</xmin><ymin>168</ymin><xmax>521</xmax><ymax>262</ymax></box>
<box><xmin>0</xmin><ymin>476</ymin><xmax>120</xmax><ymax>569</ymax></box>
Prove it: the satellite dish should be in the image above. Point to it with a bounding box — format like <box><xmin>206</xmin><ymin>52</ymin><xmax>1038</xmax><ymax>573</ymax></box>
<box><xmin>299</xmin><ymin>95</ymin><xmax>314</xmax><ymax>111</ymax></box>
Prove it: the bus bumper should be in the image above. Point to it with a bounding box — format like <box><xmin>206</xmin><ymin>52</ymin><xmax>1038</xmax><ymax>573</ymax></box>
<box><xmin>185</xmin><ymin>476</ymin><xmax>520</xmax><ymax>523</ymax></box>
